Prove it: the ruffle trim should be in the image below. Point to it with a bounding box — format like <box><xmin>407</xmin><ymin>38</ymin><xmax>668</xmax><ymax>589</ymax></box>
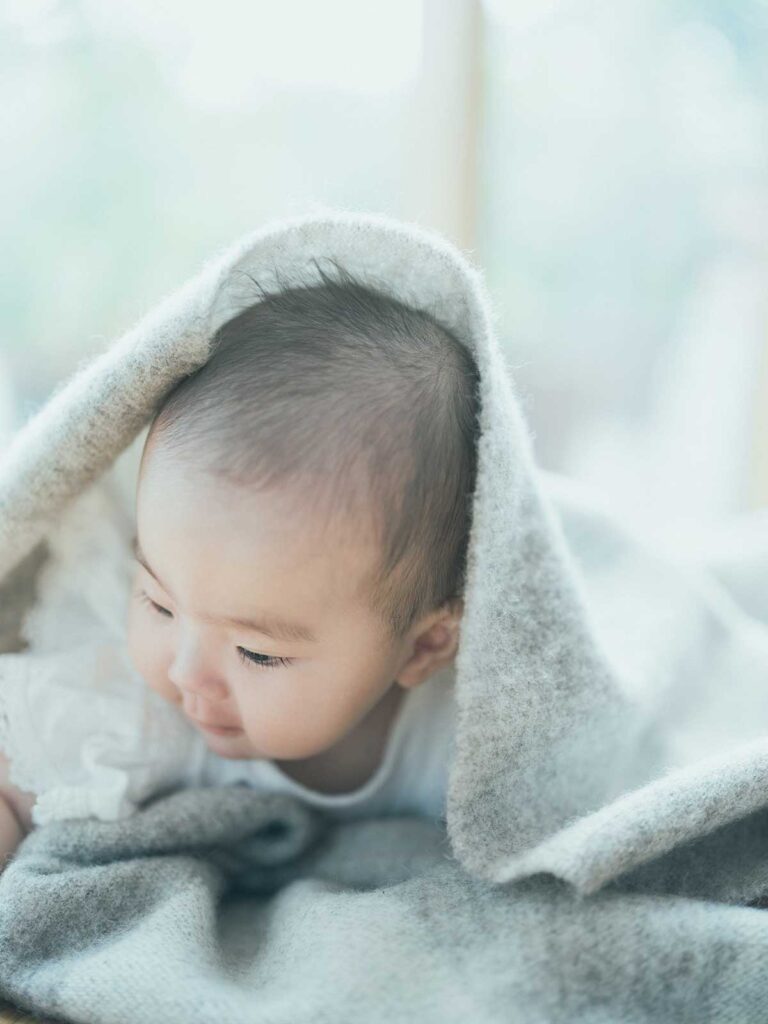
<box><xmin>0</xmin><ymin>640</ymin><xmax>207</xmax><ymax>825</ymax></box>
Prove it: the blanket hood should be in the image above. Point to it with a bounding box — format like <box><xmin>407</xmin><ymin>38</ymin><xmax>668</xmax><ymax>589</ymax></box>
<box><xmin>4</xmin><ymin>209</ymin><xmax>768</xmax><ymax>895</ymax></box>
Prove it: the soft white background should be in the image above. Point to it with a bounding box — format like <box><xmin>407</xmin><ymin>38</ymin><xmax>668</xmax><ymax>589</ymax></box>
<box><xmin>1</xmin><ymin>0</ymin><xmax>766</xmax><ymax>549</ymax></box>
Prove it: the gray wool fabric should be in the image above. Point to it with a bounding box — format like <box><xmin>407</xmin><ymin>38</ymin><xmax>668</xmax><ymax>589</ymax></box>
<box><xmin>3</xmin><ymin>209</ymin><xmax>768</xmax><ymax>1022</ymax></box>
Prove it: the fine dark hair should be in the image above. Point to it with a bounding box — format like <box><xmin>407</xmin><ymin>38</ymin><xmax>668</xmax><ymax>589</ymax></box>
<box><xmin>144</xmin><ymin>259</ymin><xmax>481</xmax><ymax>639</ymax></box>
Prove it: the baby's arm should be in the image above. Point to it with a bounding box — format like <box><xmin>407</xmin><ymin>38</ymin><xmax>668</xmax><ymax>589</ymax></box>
<box><xmin>0</xmin><ymin>750</ymin><xmax>35</xmax><ymax>871</ymax></box>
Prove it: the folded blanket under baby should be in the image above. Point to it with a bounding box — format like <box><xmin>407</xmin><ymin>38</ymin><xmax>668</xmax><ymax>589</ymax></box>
<box><xmin>3</xmin><ymin>209</ymin><xmax>768</xmax><ymax>1023</ymax></box>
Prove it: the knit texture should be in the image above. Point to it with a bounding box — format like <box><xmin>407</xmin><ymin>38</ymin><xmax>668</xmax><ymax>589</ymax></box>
<box><xmin>3</xmin><ymin>208</ymin><xmax>768</xmax><ymax>1021</ymax></box>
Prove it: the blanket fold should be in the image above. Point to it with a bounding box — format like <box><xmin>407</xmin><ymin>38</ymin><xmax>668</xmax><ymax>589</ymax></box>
<box><xmin>3</xmin><ymin>208</ymin><xmax>768</xmax><ymax>1021</ymax></box>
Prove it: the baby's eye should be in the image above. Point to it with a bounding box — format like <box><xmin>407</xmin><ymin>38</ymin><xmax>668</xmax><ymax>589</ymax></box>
<box><xmin>138</xmin><ymin>590</ymin><xmax>292</xmax><ymax>670</ymax></box>
<box><xmin>138</xmin><ymin>589</ymin><xmax>172</xmax><ymax>617</ymax></box>
<box><xmin>237</xmin><ymin>648</ymin><xmax>294</xmax><ymax>670</ymax></box>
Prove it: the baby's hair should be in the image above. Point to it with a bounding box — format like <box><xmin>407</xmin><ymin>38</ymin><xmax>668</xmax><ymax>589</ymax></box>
<box><xmin>143</xmin><ymin>258</ymin><xmax>481</xmax><ymax>639</ymax></box>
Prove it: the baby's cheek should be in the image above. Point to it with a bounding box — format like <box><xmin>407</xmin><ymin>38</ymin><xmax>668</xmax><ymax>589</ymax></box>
<box><xmin>140</xmin><ymin>664</ymin><xmax>179</xmax><ymax>705</ymax></box>
<box><xmin>235</xmin><ymin>688</ymin><xmax>298</xmax><ymax>757</ymax></box>
<box><xmin>125</xmin><ymin>604</ymin><xmax>179</xmax><ymax>705</ymax></box>
<box><xmin>238</xmin><ymin>683</ymin><xmax>349</xmax><ymax>760</ymax></box>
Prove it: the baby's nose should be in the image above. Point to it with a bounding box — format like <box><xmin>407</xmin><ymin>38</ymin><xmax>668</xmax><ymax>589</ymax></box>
<box><xmin>175</xmin><ymin>675</ymin><xmax>229</xmax><ymax>704</ymax></box>
<box><xmin>168</xmin><ymin>646</ymin><xmax>228</xmax><ymax>702</ymax></box>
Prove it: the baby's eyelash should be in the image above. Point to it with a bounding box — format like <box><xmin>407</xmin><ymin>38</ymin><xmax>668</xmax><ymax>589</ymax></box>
<box><xmin>138</xmin><ymin>590</ymin><xmax>172</xmax><ymax>617</ymax></box>
<box><xmin>137</xmin><ymin>589</ymin><xmax>293</xmax><ymax>670</ymax></box>
<box><xmin>236</xmin><ymin>648</ymin><xmax>293</xmax><ymax>670</ymax></box>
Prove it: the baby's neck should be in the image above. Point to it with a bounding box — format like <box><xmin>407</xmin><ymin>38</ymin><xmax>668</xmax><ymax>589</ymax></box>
<box><xmin>272</xmin><ymin>683</ymin><xmax>407</xmax><ymax>795</ymax></box>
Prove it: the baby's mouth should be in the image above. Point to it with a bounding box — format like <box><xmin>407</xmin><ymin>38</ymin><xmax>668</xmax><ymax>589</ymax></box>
<box><xmin>183</xmin><ymin>707</ymin><xmax>242</xmax><ymax>735</ymax></box>
<box><xmin>181</xmin><ymin>697</ymin><xmax>241</xmax><ymax>733</ymax></box>
<box><xmin>195</xmin><ymin>720</ymin><xmax>242</xmax><ymax>736</ymax></box>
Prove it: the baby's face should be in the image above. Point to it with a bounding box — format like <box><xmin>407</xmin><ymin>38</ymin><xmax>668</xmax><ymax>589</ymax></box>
<box><xmin>125</xmin><ymin>452</ymin><xmax>414</xmax><ymax>761</ymax></box>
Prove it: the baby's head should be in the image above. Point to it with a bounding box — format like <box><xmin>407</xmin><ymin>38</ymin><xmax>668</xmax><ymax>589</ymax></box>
<box><xmin>126</xmin><ymin>261</ymin><xmax>480</xmax><ymax>761</ymax></box>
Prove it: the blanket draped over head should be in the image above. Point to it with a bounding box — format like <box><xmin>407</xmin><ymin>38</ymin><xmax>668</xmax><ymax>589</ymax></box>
<box><xmin>3</xmin><ymin>210</ymin><xmax>768</xmax><ymax>1023</ymax></box>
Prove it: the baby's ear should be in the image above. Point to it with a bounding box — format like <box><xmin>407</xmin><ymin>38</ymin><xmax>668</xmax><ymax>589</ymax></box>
<box><xmin>396</xmin><ymin>600</ymin><xmax>463</xmax><ymax>689</ymax></box>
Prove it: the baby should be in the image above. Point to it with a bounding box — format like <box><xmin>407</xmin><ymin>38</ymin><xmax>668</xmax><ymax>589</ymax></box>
<box><xmin>0</xmin><ymin>259</ymin><xmax>480</xmax><ymax>865</ymax></box>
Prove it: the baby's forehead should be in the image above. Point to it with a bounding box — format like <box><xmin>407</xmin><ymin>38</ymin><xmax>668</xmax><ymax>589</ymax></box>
<box><xmin>140</xmin><ymin>447</ymin><xmax>378</xmax><ymax>550</ymax></box>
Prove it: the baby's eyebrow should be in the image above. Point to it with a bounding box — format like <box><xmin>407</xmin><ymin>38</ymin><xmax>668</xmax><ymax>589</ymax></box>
<box><xmin>131</xmin><ymin>535</ymin><xmax>318</xmax><ymax>644</ymax></box>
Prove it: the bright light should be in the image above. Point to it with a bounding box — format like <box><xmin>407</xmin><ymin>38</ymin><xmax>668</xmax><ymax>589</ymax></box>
<box><xmin>77</xmin><ymin>0</ymin><xmax>423</xmax><ymax>109</ymax></box>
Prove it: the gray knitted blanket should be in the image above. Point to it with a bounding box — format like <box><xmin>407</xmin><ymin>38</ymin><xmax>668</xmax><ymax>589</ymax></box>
<box><xmin>2</xmin><ymin>210</ymin><xmax>768</xmax><ymax>1023</ymax></box>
